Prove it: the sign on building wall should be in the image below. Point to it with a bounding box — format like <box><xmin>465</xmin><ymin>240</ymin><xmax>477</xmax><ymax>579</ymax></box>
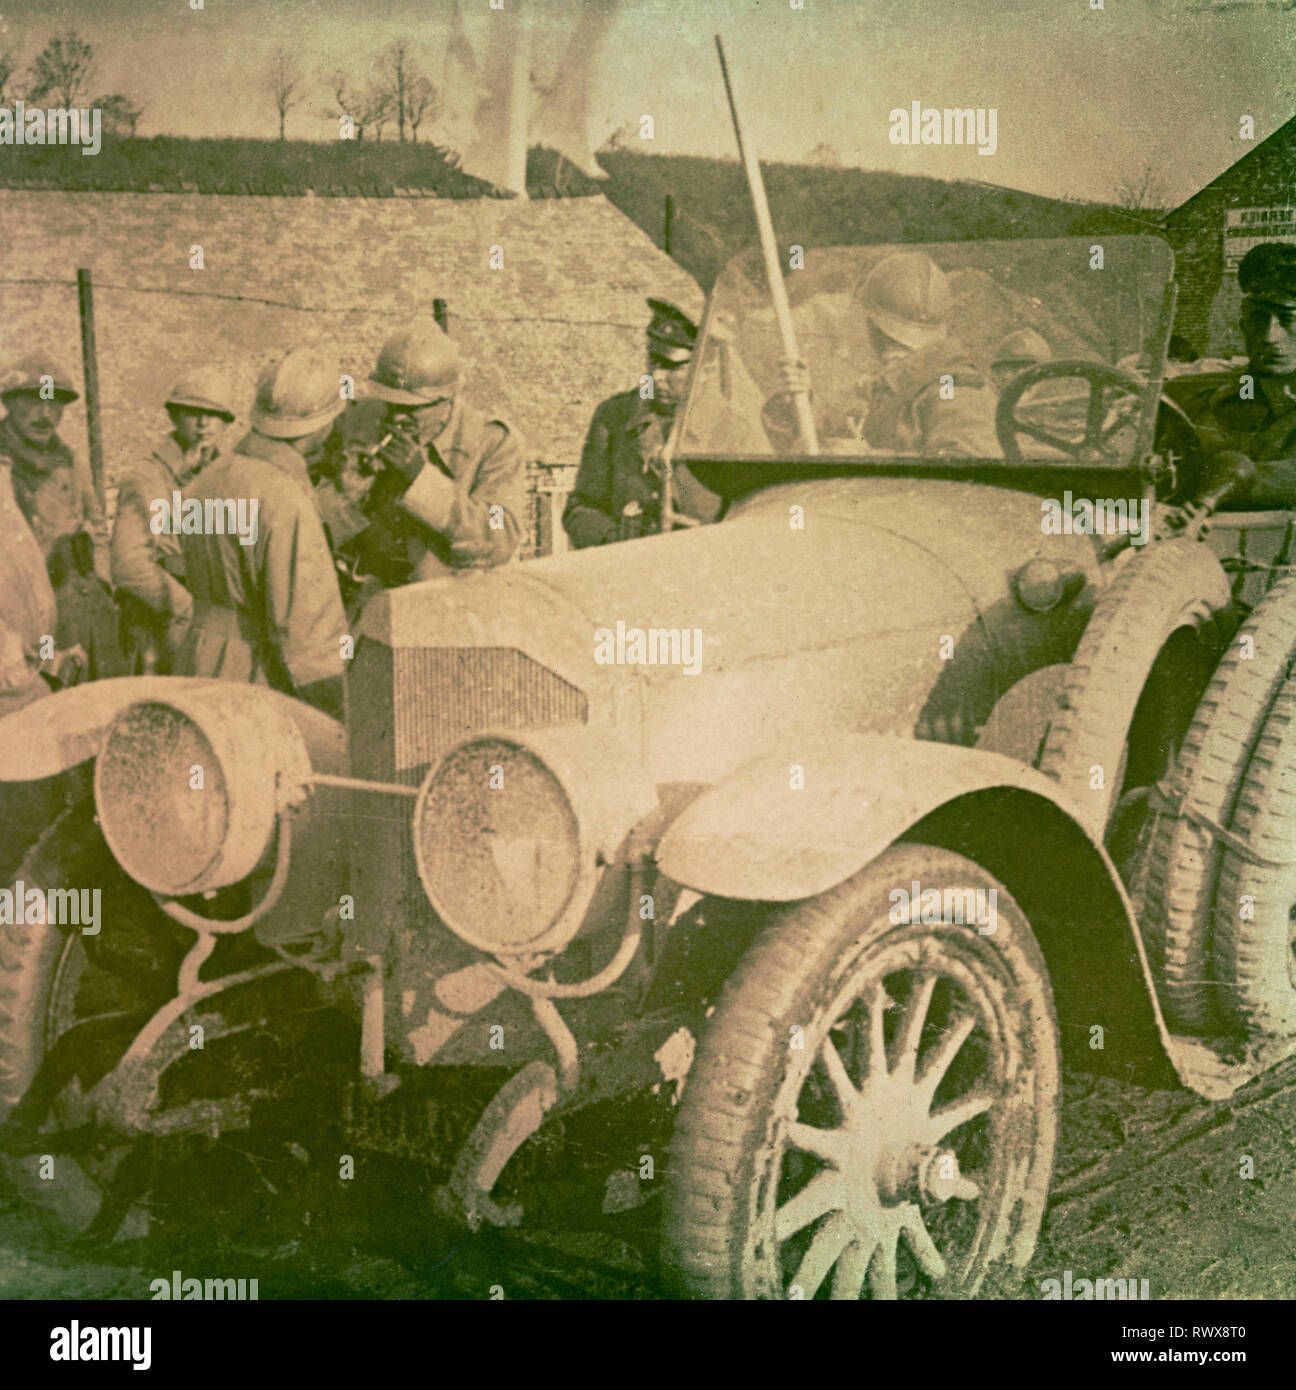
<box><xmin>1224</xmin><ymin>206</ymin><xmax>1296</xmax><ymax>270</ymax></box>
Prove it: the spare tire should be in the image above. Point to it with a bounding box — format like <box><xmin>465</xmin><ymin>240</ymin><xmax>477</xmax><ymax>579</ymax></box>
<box><xmin>1039</xmin><ymin>540</ymin><xmax>1232</xmax><ymax>840</ymax></box>
<box><xmin>1211</xmin><ymin>665</ymin><xmax>1296</xmax><ymax>1036</ymax></box>
<box><xmin>1141</xmin><ymin>575</ymin><xmax>1296</xmax><ymax>1033</ymax></box>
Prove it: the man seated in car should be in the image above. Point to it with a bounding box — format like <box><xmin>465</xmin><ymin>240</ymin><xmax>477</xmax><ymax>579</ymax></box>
<box><xmin>1164</xmin><ymin>241</ymin><xmax>1296</xmax><ymax>508</ymax></box>
<box><xmin>770</xmin><ymin>251</ymin><xmax>1001</xmax><ymax>457</ymax></box>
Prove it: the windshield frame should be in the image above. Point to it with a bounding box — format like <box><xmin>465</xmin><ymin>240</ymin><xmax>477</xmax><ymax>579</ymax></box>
<box><xmin>667</xmin><ymin>234</ymin><xmax>1178</xmax><ymax>484</ymax></box>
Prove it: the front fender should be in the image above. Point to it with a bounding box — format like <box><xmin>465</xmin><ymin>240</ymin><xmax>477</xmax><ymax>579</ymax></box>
<box><xmin>0</xmin><ymin>677</ymin><xmax>347</xmax><ymax>782</ymax></box>
<box><xmin>656</xmin><ymin>735</ymin><xmax>1095</xmax><ymax>902</ymax></box>
<box><xmin>656</xmin><ymin>733</ymin><xmax>1275</xmax><ymax>1099</ymax></box>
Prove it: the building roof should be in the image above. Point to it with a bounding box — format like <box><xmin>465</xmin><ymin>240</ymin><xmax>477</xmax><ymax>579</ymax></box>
<box><xmin>1165</xmin><ymin>112</ymin><xmax>1296</xmax><ymax>224</ymax></box>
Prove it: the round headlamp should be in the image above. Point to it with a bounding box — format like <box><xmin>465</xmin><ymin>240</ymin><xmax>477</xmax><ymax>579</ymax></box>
<box><xmin>94</xmin><ymin>690</ymin><xmax>310</xmax><ymax>897</ymax></box>
<box><xmin>413</xmin><ymin>729</ymin><xmax>656</xmax><ymax>958</ymax></box>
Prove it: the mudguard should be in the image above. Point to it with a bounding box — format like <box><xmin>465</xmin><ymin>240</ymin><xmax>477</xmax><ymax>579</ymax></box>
<box><xmin>0</xmin><ymin>676</ymin><xmax>347</xmax><ymax>782</ymax></box>
<box><xmin>0</xmin><ymin>677</ymin><xmax>351</xmax><ymax>952</ymax></box>
<box><xmin>655</xmin><ymin>733</ymin><xmax>1278</xmax><ymax>1101</ymax></box>
<box><xmin>656</xmin><ymin>735</ymin><xmax>1097</xmax><ymax>902</ymax></box>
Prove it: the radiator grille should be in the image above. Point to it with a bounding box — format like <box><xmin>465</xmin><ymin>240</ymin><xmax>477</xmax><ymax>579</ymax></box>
<box><xmin>350</xmin><ymin>642</ymin><xmax>588</xmax><ymax>783</ymax></box>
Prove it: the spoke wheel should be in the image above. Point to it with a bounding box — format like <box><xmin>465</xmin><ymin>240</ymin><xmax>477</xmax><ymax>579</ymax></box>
<box><xmin>663</xmin><ymin>844</ymin><xmax>1059</xmax><ymax>1300</ymax></box>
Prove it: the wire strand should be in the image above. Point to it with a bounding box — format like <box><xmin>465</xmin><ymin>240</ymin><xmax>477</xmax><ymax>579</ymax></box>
<box><xmin>0</xmin><ymin>275</ymin><xmax>651</xmax><ymax>327</ymax></box>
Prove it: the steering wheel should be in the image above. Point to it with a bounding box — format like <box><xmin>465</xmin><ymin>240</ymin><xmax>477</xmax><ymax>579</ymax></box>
<box><xmin>996</xmin><ymin>360</ymin><xmax>1205</xmax><ymax>488</ymax></box>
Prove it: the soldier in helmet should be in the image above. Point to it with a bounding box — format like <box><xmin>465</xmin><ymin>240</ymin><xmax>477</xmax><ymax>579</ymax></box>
<box><xmin>775</xmin><ymin>252</ymin><xmax>1000</xmax><ymax>456</ymax></box>
<box><xmin>0</xmin><ymin>356</ymin><xmax>126</xmax><ymax>681</ymax></box>
<box><xmin>354</xmin><ymin>322</ymin><xmax>527</xmax><ymax>579</ymax></box>
<box><xmin>0</xmin><ymin>449</ymin><xmax>59</xmax><ymax>717</ymax></box>
<box><xmin>987</xmin><ymin>328</ymin><xmax>1088</xmax><ymax>456</ymax></box>
<box><xmin>0</xmin><ymin>357</ymin><xmax>100</xmax><ymax>562</ymax></box>
<box><xmin>0</xmin><ymin>469</ymin><xmax>64</xmax><ymax>874</ymax></box>
<box><xmin>111</xmin><ymin>371</ymin><xmax>237</xmax><ymax>672</ymax></box>
<box><xmin>1163</xmin><ymin>241</ymin><xmax>1296</xmax><ymax>507</ymax></box>
<box><xmin>175</xmin><ymin>347</ymin><xmax>349</xmax><ymax>719</ymax></box>
<box><xmin>564</xmin><ymin>299</ymin><xmax>721</xmax><ymax>547</ymax></box>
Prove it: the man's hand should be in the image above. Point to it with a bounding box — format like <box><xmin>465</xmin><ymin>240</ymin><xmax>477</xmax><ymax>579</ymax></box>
<box><xmin>315</xmin><ymin>475</ymin><xmax>372</xmax><ymax>548</ymax></box>
<box><xmin>1198</xmin><ymin>450</ymin><xmax>1258</xmax><ymax>510</ymax></box>
<box><xmin>375</xmin><ymin>431</ymin><xmax>425</xmax><ymax>486</ymax></box>
<box><xmin>778</xmin><ymin>358</ymin><xmax>813</xmax><ymax>399</ymax></box>
<box><xmin>52</xmin><ymin>645</ymin><xmax>88</xmax><ymax>688</ymax></box>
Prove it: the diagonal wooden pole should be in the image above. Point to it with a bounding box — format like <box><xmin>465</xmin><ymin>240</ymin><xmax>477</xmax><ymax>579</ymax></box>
<box><xmin>715</xmin><ymin>35</ymin><xmax>818</xmax><ymax>454</ymax></box>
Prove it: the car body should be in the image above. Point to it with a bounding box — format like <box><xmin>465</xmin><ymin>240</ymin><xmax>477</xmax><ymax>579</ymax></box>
<box><xmin>4</xmin><ymin>234</ymin><xmax>1295</xmax><ymax>1297</ymax></box>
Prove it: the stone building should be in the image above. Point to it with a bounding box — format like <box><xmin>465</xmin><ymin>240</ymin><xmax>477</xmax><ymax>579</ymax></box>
<box><xmin>1163</xmin><ymin>114</ymin><xmax>1296</xmax><ymax>358</ymax></box>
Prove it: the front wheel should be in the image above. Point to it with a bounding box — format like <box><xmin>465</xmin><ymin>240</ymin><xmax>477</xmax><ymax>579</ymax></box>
<box><xmin>663</xmin><ymin>844</ymin><xmax>1059</xmax><ymax>1299</ymax></box>
<box><xmin>0</xmin><ymin>803</ymin><xmax>187</xmax><ymax>1236</ymax></box>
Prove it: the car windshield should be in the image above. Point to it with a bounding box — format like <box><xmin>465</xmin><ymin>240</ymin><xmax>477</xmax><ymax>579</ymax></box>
<box><xmin>674</xmin><ymin>235</ymin><xmax>1175</xmax><ymax>466</ymax></box>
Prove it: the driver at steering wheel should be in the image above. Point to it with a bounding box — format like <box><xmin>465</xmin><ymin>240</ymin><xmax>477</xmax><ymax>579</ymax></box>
<box><xmin>772</xmin><ymin>252</ymin><xmax>1001</xmax><ymax>457</ymax></box>
<box><xmin>1162</xmin><ymin>241</ymin><xmax>1296</xmax><ymax>508</ymax></box>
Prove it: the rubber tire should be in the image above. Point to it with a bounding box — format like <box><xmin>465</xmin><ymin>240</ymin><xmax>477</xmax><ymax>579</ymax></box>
<box><xmin>0</xmin><ymin>814</ymin><xmax>89</xmax><ymax>1117</ymax></box>
<box><xmin>1038</xmin><ymin>540</ymin><xmax>1232</xmax><ymax>838</ymax></box>
<box><xmin>1142</xmin><ymin>575</ymin><xmax>1296</xmax><ymax>1033</ymax></box>
<box><xmin>0</xmin><ymin>804</ymin><xmax>180</xmax><ymax>1233</ymax></box>
<box><xmin>1212</xmin><ymin>667</ymin><xmax>1296</xmax><ymax>1036</ymax></box>
<box><xmin>661</xmin><ymin>843</ymin><xmax>1059</xmax><ymax>1300</ymax></box>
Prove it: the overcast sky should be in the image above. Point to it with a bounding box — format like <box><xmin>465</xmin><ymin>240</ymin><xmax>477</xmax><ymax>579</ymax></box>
<box><xmin>1</xmin><ymin>0</ymin><xmax>1293</xmax><ymax>205</ymax></box>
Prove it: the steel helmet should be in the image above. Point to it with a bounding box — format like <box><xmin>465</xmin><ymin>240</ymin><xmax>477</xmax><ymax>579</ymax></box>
<box><xmin>166</xmin><ymin>369</ymin><xmax>237</xmax><ymax>421</ymax></box>
<box><xmin>367</xmin><ymin>324</ymin><xmax>462</xmax><ymax>405</ymax></box>
<box><xmin>250</xmin><ymin>347</ymin><xmax>348</xmax><ymax>439</ymax></box>
<box><xmin>992</xmin><ymin>328</ymin><xmax>1052</xmax><ymax>370</ymax></box>
<box><xmin>858</xmin><ymin>252</ymin><xmax>953</xmax><ymax>350</ymax></box>
<box><xmin>0</xmin><ymin>355</ymin><xmax>80</xmax><ymax>403</ymax></box>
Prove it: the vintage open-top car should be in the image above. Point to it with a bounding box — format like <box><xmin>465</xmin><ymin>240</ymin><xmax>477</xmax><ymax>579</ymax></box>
<box><xmin>3</xmin><ymin>235</ymin><xmax>1295</xmax><ymax>1299</ymax></box>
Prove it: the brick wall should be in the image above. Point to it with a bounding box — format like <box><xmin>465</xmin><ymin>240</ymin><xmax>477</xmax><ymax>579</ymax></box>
<box><xmin>1163</xmin><ymin>117</ymin><xmax>1296</xmax><ymax>356</ymax></box>
<box><xmin>0</xmin><ymin>190</ymin><xmax>700</xmax><ymax>552</ymax></box>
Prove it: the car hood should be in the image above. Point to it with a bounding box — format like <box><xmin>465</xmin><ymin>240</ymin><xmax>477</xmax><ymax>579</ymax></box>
<box><xmin>360</xmin><ymin>477</ymin><xmax>1079</xmax><ymax>783</ymax></box>
<box><xmin>727</xmin><ymin>476</ymin><xmax>1101</xmax><ymax>615</ymax></box>
<box><xmin>362</xmin><ymin>480</ymin><xmax>991</xmax><ymax>681</ymax></box>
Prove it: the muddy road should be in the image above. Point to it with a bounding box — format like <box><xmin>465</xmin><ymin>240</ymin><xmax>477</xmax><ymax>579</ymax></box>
<box><xmin>2</xmin><ymin>1057</ymin><xmax>1295</xmax><ymax>1301</ymax></box>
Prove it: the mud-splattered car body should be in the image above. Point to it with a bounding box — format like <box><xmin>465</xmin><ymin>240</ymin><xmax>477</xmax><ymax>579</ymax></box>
<box><xmin>4</xmin><ymin>235</ymin><xmax>1294</xmax><ymax>1296</ymax></box>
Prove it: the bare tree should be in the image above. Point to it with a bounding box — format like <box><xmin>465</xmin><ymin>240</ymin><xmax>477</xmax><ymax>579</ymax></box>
<box><xmin>26</xmin><ymin>28</ymin><xmax>95</xmax><ymax>107</ymax></box>
<box><xmin>380</xmin><ymin>38</ymin><xmax>413</xmax><ymax>142</ymax></box>
<box><xmin>326</xmin><ymin>67</ymin><xmax>354</xmax><ymax>132</ymax></box>
<box><xmin>97</xmin><ymin>92</ymin><xmax>144</xmax><ymax>137</ymax></box>
<box><xmin>405</xmin><ymin>74</ymin><xmax>437</xmax><ymax>143</ymax></box>
<box><xmin>377</xmin><ymin>39</ymin><xmax>437</xmax><ymax>143</ymax></box>
<box><xmin>325</xmin><ymin>66</ymin><xmax>397</xmax><ymax>141</ymax></box>
<box><xmin>267</xmin><ymin>46</ymin><xmax>303</xmax><ymax>140</ymax></box>
<box><xmin>358</xmin><ymin>82</ymin><xmax>394</xmax><ymax>142</ymax></box>
<box><xmin>1114</xmin><ymin>164</ymin><xmax>1173</xmax><ymax>218</ymax></box>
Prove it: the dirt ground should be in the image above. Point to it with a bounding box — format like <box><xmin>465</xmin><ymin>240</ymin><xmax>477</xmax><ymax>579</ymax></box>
<box><xmin>2</xmin><ymin>1053</ymin><xmax>1295</xmax><ymax>1302</ymax></box>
